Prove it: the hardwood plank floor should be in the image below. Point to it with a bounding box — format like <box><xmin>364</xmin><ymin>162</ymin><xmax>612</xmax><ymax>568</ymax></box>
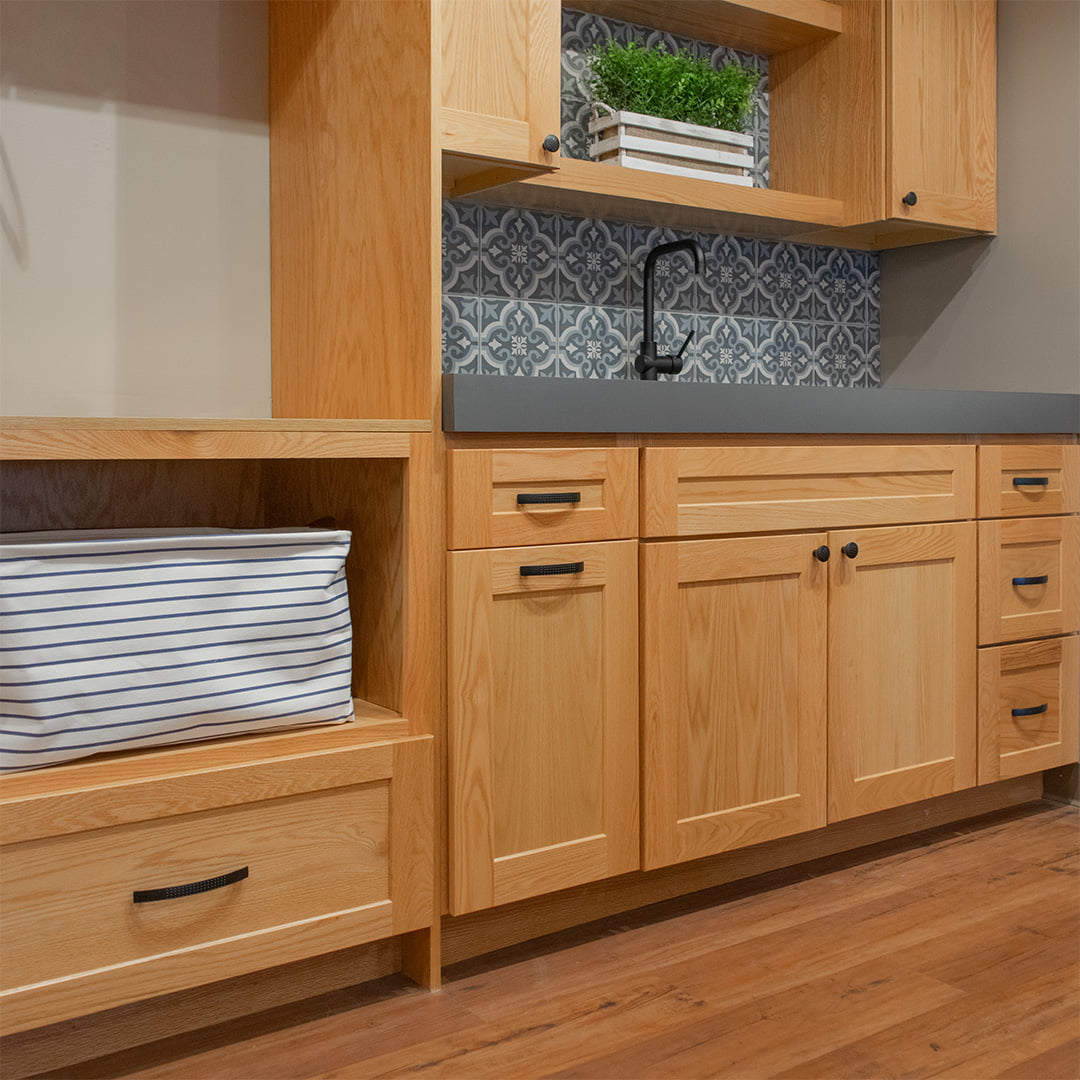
<box><xmin>27</xmin><ymin>803</ymin><xmax>1080</xmax><ymax>1080</ymax></box>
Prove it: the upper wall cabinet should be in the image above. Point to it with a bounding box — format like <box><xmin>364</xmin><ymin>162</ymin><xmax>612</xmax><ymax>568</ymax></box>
<box><xmin>440</xmin><ymin>0</ymin><xmax>563</xmax><ymax>195</ymax></box>
<box><xmin>452</xmin><ymin>0</ymin><xmax>997</xmax><ymax>251</ymax></box>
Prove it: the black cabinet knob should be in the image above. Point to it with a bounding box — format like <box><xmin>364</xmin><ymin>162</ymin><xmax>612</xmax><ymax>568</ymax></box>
<box><xmin>813</xmin><ymin>545</ymin><xmax>831</xmax><ymax>563</ymax></box>
<box><xmin>841</xmin><ymin>542</ymin><xmax>859</xmax><ymax>559</ymax></box>
<box><xmin>542</xmin><ymin>134</ymin><xmax>561</xmax><ymax>153</ymax></box>
<box><xmin>902</xmin><ymin>191</ymin><xmax>918</xmax><ymax>206</ymax></box>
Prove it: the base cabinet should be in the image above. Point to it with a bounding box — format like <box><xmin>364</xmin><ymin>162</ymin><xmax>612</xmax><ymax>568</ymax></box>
<box><xmin>827</xmin><ymin>522</ymin><xmax>978</xmax><ymax>821</ymax></box>
<box><xmin>447</xmin><ymin>540</ymin><xmax>639</xmax><ymax>914</ymax></box>
<box><xmin>640</xmin><ymin>533</ymin><xmax>828</xmax><ymax>870</ymax></box>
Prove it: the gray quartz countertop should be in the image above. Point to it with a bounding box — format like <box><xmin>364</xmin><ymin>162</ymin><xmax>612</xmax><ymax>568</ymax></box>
<box><xmin>443</xmin><ymin>374</ymin><xmax>1080</xmax><ymax>435</ymax></box>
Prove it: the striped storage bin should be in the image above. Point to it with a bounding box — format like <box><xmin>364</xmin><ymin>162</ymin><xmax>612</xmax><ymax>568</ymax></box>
<box><xmin>0</xmin><ymin>528</ymin><xmax>355</xmax><ymax>772</ymax></box>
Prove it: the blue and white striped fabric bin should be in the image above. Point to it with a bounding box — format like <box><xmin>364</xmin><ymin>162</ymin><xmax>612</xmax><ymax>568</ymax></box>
<box><xmin>0</xmin><ymin>527</ymin><xmax>355</xmax><ymax>772</ymax></box>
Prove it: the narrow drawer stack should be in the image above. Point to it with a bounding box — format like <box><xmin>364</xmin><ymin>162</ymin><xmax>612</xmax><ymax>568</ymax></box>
<box><xmin>976</xmin><ymin>444</ymin><xmax>1080</xmax><ymax>782</ymax></box>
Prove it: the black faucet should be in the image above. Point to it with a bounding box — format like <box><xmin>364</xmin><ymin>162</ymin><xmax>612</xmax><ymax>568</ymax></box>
<box><xmin>635</xmin><ymin>238</ymin><xmax>704</xmax><ymax>380</ymax></box>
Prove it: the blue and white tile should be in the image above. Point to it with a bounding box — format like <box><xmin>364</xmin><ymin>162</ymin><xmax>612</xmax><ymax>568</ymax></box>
<box><xmin>441</xmin><ymin>295</ymin><xmax>479</xmax><ymax>375</ymax></box>
<box><xmin>629</xmin><ymin>225</ymin><xmax>700</xmax><ymax>312</ymax></box>
<box><xmin>813</xmin><ymin>247</ymin><xmax>876</xmax><ymax>323</ymax></box>
<box><xmin>558</xmin><ymin>305</ymin><xmax>630</xmax><ymax>379</ymax></box>
<box><xmin>479</xmin><ymin>207</ymin><xmax>560</xmax><ymax>301</ymax></box>
<box><xmin>442</xmin><ymin>200</ymin><xmax>479</xmax><ymax>295</ymax></box>
<box><xmin>813</xmin><ymin>322</ymin><xmax>879</xmax><ymax>387</ymax></box>
<box><xmin>687</xmin><ymin>315</ymin><xmax>758</xmax><ymax>384</ymax></box>
<box><xmin>559</xmin><ymin>216</ymin><xmax>628</xmax><ymax>306</ymax></box>
<box><xmin>757</xmin><ymin>241</ymin><xmax>817</xmax><ymax>321</ymax></box>
<box><xmin>758</xmin><ymin>320</ymin><xmax>817</xmax><ymax>386</ymax></box>
<box><xmin>698</xmin><ymin>233</ymin><xmax>758</xmax><ymax>319</ymax></box>
<box><xmin>479</xmin><ymin>299</ymin><xmax>559</xmax><ymax>377</ymax></box>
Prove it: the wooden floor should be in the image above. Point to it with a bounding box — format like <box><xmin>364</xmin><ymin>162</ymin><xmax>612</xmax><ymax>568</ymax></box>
<box><xmin>32</xmin><ymin>802</ymin><xmax>1080</xmax><ymax>1080</ymax></box>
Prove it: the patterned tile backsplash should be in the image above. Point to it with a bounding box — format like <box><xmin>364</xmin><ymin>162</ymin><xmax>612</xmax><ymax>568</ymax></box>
<box><xmin>561</xmin><ymin>8</ymin><xmax>771</xmax><ymax>188</ymax></box>
<box><xmin>442</xmin><ymin>201</ymin><xmax>881</xmax><ymax>387</ymax></box>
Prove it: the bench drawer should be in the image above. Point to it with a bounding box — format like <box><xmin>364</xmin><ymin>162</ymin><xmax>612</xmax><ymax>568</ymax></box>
<box><xmin>449</xmin><ymin>448</ymin><xmax>637</xmax><ymax>549</ymax></box>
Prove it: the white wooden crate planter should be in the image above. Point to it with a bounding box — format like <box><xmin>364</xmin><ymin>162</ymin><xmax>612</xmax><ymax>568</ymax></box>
<box><xmin>588</xmin><ymin>105</ymin><xmax>754</xmax><ymax>186</ymax></box>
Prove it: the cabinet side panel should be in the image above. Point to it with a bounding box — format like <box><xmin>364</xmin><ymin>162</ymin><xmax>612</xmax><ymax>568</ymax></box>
<box><xmin>270</xmin><ymin>1</ymin><xmax>433</xmax><ymax>419</ymax></box>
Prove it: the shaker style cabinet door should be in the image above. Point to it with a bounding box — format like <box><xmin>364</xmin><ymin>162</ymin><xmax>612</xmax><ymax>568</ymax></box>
<box><xmin>828</xmin><ymin>522</ymin><xmax>978</xmax><ymax>821</ymax></box>
<box><xmin>888</xmin><ymin>0</ymin><xmax>996</xmax><ymax>231</ymax></box>
<box><xmin>640</xmin><ymin>533</ymin><xmax>828</xmax><ymax>870</ymax></box>
<box><xmin>448</xmin><ymin>541</ymin><xmax>638</xmax><ymax>914</ymax></box>
<box><xmin>439</xmin><ymin>0</ymin><xmax>561</xmax><ymax>170</ymax></box>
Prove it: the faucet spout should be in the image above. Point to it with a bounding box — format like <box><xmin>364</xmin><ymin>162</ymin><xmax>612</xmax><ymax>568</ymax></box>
<box><xmin>637</xmin><ymin>239</ymin><xmax>705</xmax><ymax>381</ymax></box>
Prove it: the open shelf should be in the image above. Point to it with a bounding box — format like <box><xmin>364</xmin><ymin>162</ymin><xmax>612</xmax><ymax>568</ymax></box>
<box><xmin>566</xmin><ymin>0</ymin><xmax>843</xmax><ymax>56</ymax></box>
<box><xmin>466</xmin><ymin>156</ymin><xmax>846</xmax><ymax>241</ymax></box>
<box><xmin>0</xmin><ymin>417</ymin><xmax>430</xmax><ymax>462</ymax></box>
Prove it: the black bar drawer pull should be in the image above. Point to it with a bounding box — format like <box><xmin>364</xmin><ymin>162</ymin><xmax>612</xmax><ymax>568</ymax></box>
<box><xmin>517</xmin><ymin>492</ymin><xmax>581</xmax><ymax>505</ymax></box>
<box><xmin>1012</xmin><ymin>575</ymin><xmax>1049</xmax><ymax>586</ymax></box>
<box><xmin>520</xmin><ymin>562</ymin><xmax>585</xmax><ymax>577</ymax></box>
<box><xmin>1011</xmin><ymin>704</ymin><xmax>1048</xmax><ymax>717</ymax></box>
<box><xmin>133</xmin><ymin>866</ymin><xmax>249</xmax><ymax>904</ymax></box>
<box><xmin>1012</xmin><ymin>477</ymin><xmax>1049</xmax><ymax>487</ymax></box>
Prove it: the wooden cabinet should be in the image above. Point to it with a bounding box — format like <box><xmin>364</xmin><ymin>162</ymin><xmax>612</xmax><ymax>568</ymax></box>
<box><xmin>439</xmin><ymin>0</ymin><xmax>562</xmax><ymax>192</ymax></box>
<box><xmin>447</xmin><ymin>0</ymin><xmax>996</xmax><ymax>250</ymax></box>
<box><xmin>448</xmin><ymin>540</ymin><xmax>638</xmax><ymax>913</ymax></box>
<box><xmin>827</xmin><ymin>522</ymin><xmax>978</xmax><ymax>821</ymax></box>
<box><xmin>640</xmin><ymin>533</ymin><xmax>828</xmax><ymax>869</ymax></box>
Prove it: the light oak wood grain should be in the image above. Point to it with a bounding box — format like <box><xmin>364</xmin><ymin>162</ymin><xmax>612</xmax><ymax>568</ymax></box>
<box><xmin>828</xmin><ymin>521</ymin><xmax>978</xmax><ymax>821</ymax></box>
<box><xmin>447</xmin><ymin>541</ymin><xmax>638</xmax><ymax>914</ymax></box>
<box><xmin>640</xmin><ymin>444</ymin><xmax>976</xmax><ymax>537</ymax></box>
<box><xmin>978</xmin><ymin>635</ymin><xmax>1080</xmax><ymax>783</ymax></box>
<box><xmin>977</xmin><ymin>443</ymin><xmax>1080</xmax><ymax>518</ymax></box>
<box><xmin>978</xmin><ymin>515</ymin><xmax>1080</xmax><ymax>645</ymax></box>
<box><xmin>641</xmin><ymin>533</ymin><xmax>828</xmax><ymax>869</ymax></box>
<box><xmin>448</xmin><ymin>447</ymin><xmax>638</xmax><ymax>549</ymax></box>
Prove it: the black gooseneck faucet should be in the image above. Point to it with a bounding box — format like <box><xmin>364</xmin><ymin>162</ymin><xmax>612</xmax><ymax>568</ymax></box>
<box><xmin>635</xmin><ymin>238</ymin><xmax>705</xmax><ymax>380</ymax></box>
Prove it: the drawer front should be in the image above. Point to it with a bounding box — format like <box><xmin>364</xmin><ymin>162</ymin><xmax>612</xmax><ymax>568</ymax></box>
<box><xmin>640</xmin><ymin>445</ymin><xmax>976</xmax><ymax>537</ymax></box>
<box><xmin>978</xmin><ymin>516</ymin><xmax>1080</xmax><ymax>644</ymax></box>
<box><xmin>448</xmin><ymin>448</ymin><xmax>637</xmax><ymax>549</ymax></box>
<box><xmin>978</xmin><ymin>444</ymin><xmax>1079</xmax><ymax>518</ymax></box>
<box><xmin>0</xmin><ymin>783</ymin><xmax>391</xmax><ymax>994</ymax></box>
<box><xmin>978</xmin><ymin>636</ymin><xmax>1079</xmax><ymax>782</ymax></box>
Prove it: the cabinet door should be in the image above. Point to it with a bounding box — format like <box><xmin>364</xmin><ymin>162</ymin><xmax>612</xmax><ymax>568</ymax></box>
<box><xmin>439</xmin><ymin>0</ymin><xmax>561</xmax><ymax>170</ymax></box>
<box><xmin>888</xmin><ymin>0</ymin><xmax>996</xmax><ymax>231</ymax></box>
<box><xmin>641</xmin><ymin>534</ymin><xmax>828</xmax><ymax>871</ymax></box>
<box><xmin>448</xmin><ymin>541</ymin><xmax>637</xmax><ymax>914</ymax></box>
<box><xmin>828</xmin><ymin>522</ymin><xmax>977</xmax><ymax>822</ymax></box>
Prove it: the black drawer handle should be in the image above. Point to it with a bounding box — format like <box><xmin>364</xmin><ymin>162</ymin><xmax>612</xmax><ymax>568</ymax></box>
<box><xmin>520</xmin><ymin>562</ymin><xmax>585</xmax><ymax>577</ymax></box>
<box><xmin>133</xmin><ymin>866</ymin><xmax>249</xmax><ymax>904</ymax></box>
<box><xmin>1012</xmin><ymin>477</ymin><xmax>1049</xmax><ymax>487</ymax></box>
<box><xmin>813</xmin><ymin>545</ymin><xmax>831</xmax><ymax>562</ymax></box>
<box><xmin>517</xmin><ymin>492</ymin><xmax>581</xmax><ymax>505</ymax></box>
<box><xmin>1012</xmin><ymin>576</ymin><xmax>1049</xmax><ymax>586</ymax></box>
<box><xmin>1011</xmin><ymin>704</ymin><xmax>1048</xmax><ymax>717</ymax></box>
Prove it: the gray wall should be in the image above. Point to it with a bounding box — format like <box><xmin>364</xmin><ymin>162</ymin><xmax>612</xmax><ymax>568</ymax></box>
<box><xmin>880</xmin><ymin>0</ymin><xmax>1080</xmax><ymax>394</ymax></box>
<box><xmin>0</xmin><ymin>1</ymin><xmax>270</xmax><ymax>418</ymax></box>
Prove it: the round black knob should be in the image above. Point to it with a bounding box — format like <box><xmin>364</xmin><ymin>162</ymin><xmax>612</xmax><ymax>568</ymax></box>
<box><xmin>902</xmin><ymin>191</ymin><xmax>918</xmax><ymax>206</ymax></box>
<box><xmin>813</xmin><ymin>545</ymin><xmax>831</xmax><ymax>563</ymax></box>
<box><xmin>542</xmin><ymin>134</ymin><xmax>561</xmax><ymax>153</ymax></box>
<box><xmin>841</xmin><ymin>542</ymin><xmax>859</xmax><ymax>559</ymax></box>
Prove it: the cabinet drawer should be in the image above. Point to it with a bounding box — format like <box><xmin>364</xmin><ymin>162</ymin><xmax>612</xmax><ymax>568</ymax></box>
<box><xmin>1</xmin><ymin>784</ymin><xmax>391</xmax><ymax>994</ymax></box>
<box><xmin>978</xmin><ymin>444</ymin><xmax>1079</xmax><ymax>518</ymax></box>
<box><xmin>449</xmin><ymin>448</ymin><xmax>637</xmax><ymax>549</ymax></box>
<box><xmin>640</xmin><ymin>445</ymin><xmax>975</xmax><ymax>537</ymax></box>
<box><xmin>978</xmin><ymin>516</ymin><xmax>1080</xmax><ymax>644</ymax></box>
<box><xmin>978</xmin><ymin>636</ymin><xmax>1079</xmax><ymax>782</ymax></box>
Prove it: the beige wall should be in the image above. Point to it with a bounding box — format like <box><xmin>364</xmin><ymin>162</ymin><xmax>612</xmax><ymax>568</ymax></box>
<box><xmin>0</xmin><ymin>1</ymin><xmax>270</xmax><ymax>417</ymax></box>
<box><xmin>881</xmin><ymin>0</ymin><xmax>1080</xmax><ymax>394</ymax></box>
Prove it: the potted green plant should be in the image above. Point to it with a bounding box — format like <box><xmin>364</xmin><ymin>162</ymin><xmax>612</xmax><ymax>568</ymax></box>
<box><xmin>584</xmin><ymin>41</ymin><xmax>760</xmax><ymax>187</ymax></box>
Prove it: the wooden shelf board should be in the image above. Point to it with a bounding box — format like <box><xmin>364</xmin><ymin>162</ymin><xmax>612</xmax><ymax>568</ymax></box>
<box><xmin>0</xmin><ymin>704</ymin><xmax>410</xmax><ymax>812</ymax></box>
<box><xmin>465</xmin><ymin>157</ymin><xmax>845</xmax><ymax>242</ymax></box>
<box><xmin>565</xmin><ymin>0</ymin><xmax>843</xmax><ymax>56</ymax></box>
<box><xmin>0</xmin><ymin>420</ymin><xmax>428</xmax><ymax>461</ymax></box>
